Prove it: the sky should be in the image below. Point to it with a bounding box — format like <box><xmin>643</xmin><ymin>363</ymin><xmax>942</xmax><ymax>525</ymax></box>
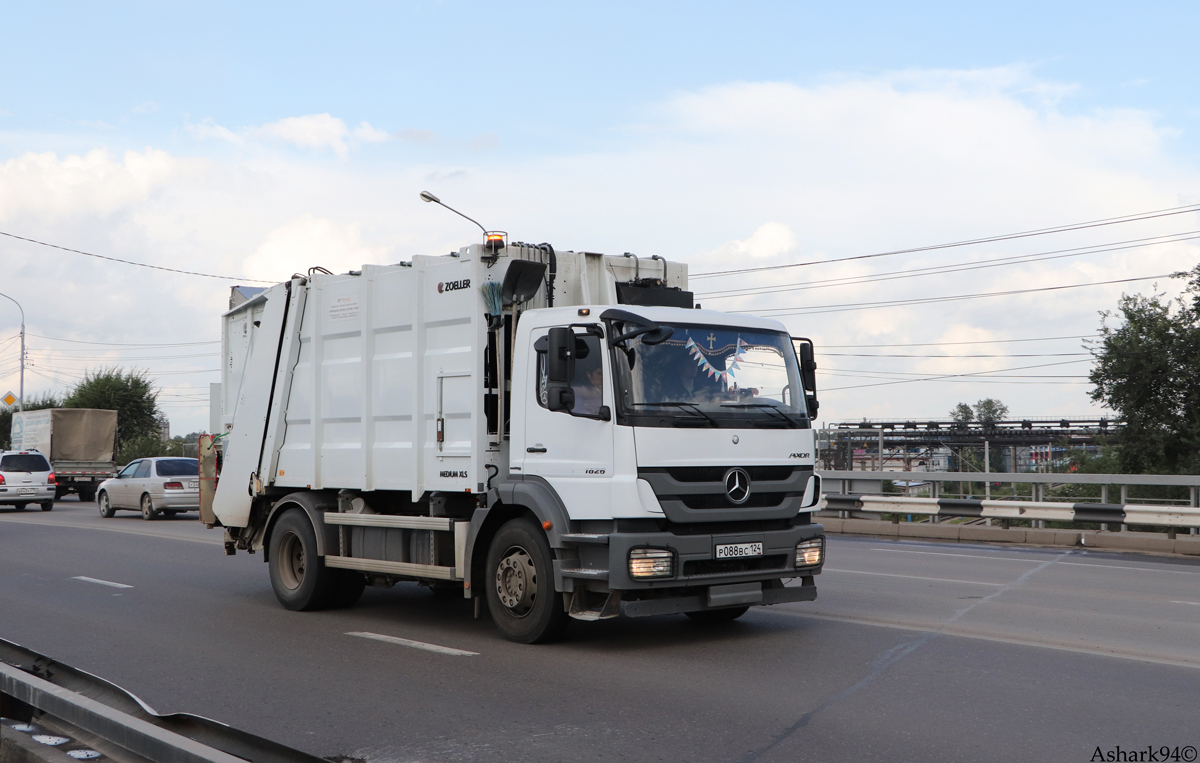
<box><xmin>1</xmin><ymin>1</ymin><xmax>1199</xmax><ymax>434</ymax></box>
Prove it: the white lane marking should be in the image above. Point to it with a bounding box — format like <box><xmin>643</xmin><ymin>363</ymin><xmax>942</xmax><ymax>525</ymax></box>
<box><xmin>1170</xmin><ymin>601</ymin><xmax>1200</xmax><ymax>606</ymax></box>
<box><xmin>763</xmin><ymin>609</ymin><xmax>1200</xmax><ymax>671</ymax></box>
<box><xmin>347</xmin><ymin>631</ymin><xmax>478</xmax><ymax>656</ymax></box>
<box><xmin>872</xmin><ymin>548</ymin><xmax>1044</xmax><ymax>563</ymax></box>
<box><xmin>1058</xmin><ymin>562</ymin><xmax>1200</xmax><ymax>576</ymax></box>
<box><xmin>823</xmin><ymin>569</ymin><xmax>1004</xmax><ymax>586</ymax></box>
<box><xmin>72</xmin><ymin>576</ymin><xmax>132</xmax><ymax>589</ymax></box>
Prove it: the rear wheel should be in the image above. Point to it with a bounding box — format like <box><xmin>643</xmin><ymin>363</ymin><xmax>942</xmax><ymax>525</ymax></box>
<box><xmin>163</xmin><ymin>510</ymin><xmax>179</xmax><ymax>517</ymax></box>
<box><xmin>40</xmin><ymin>501</ymin><xmax>53</xmax><ymax>512</ymax></box>
<box><xmin>140</xmin><ymin>494</ymin><xmax>158</xmax><ymax>521</ymax></box>
<box><xmin>97</xmin><ymin>491</ymin><xmax>115</xmax><ymax>518</ymax></box>
<box><xmin>269</xmin><ymin>509</ymin><xmax>337</xmax><ymax>611</ymax></box>
<box><xmin>685</xmin><ymin>606</ymin><xmax>750</xmax><ymax>624</ymax></box>
<box><xmin>13</xmin><ymin>503</ymin><xmax>27</xmax><ymax>511</ymax></box>
<box><xmin>78</xmin><ymin>487</ymin><xmax>96</xmax><ymax>502</ymax></box>
<box><xmin>330</xmin><ymin>570</ymin><xmax>366</xmax><ymax>608</ymax></box>
<box><xmin>485</xmin><ymin>517</ymin><xmax>570</xmax><ymax>644</ymax></box>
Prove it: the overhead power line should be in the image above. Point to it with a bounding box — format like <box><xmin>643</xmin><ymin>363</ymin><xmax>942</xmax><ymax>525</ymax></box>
<box><xmin>695</xmin><ymin>231</ymin><xmax>1200</xmax><ymax>300</ymax></box>
<box><xmin>823</xmin><ymin>352</ymin><xmax>1090</xmax><ymax>358</ymax></box>
<box><xmin>819</xmin><ymin>334</ymin><xmax>1096</xmax><ymax>348</ymax></box>
<box><xmin>0</xmin><ymin>230</ymin><xmax>275</xmax><ymax>283</ymax></box>
<box><xmin>26</xmin><ymin>334</ymin><xmax>219</xmax><ymax>347</ymax></box>
<box><xmin>817</xmin><ymin>359</ymin><xmax>1093</xmax><ymax>391</ymax></box>
<box><xmin>691</xmin><ymin>202</ymin><xmax>1200</xmax><ymax>279</ymax></box>
<box><xmin>750</xmin><ymin>273</ymin><xmax>1173</xmax><ymax>317</ymax></box>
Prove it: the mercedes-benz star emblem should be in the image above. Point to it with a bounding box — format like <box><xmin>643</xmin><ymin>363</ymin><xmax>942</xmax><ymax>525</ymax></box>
<box><xmin>732</xmin><ymin>435</ymin><xmax>740</xmax><ymax>444</ymax></box>
<box><xmin>724</xmin><ymin>468</ymin><xmax>751</xmax><ymax>505</ymax></box>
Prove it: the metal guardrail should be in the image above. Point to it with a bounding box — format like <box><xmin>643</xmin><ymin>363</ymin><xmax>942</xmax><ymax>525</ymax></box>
<box><xmin>824</xmin><ymin>494</ymin><xmax>1200</xmax><ymax>533</ymax></box>
<box><xmin>0</xmin><ymin>637</ymin><xmax>324</xmax><ymax>763</ymax></box>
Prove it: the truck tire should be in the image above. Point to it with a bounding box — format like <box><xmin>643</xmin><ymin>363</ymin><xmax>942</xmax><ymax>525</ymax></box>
<box><xmin>55</xmin><ymin>487</ymin><xmax>66</xmax><ymax>500</ymax></box>
<box><xmin>685</xmin><ymin>606</ymin><xmax>750</xmax><ymax>624</ymax></box>
<box><xmin>330</xmin><ymin>570</ymin><xmax>366</xmax><ymax>608</ymax></box>
<box><xmin>268</xmin><ymin>509</ymin><xmax>337</xmax><ymax>611</ymax></box>
<box><xmin>140</xmin><ymin>494</ymin><xmax>159</xmax><ymax>521</ymax></box>
<box><xmin>79</xmin><ymin>487</ymin><xmax>96</xmax><ymax>502</ymax></box>
<box><xmin>40</xmin><ymin>501</ymin><xmax>53</xmax><ymax>512</ymax></box>
<box><xmin>485</xmin><ymin>517</ymin><xmax>570</xmax><ymax>644</ymax></box>
<box><xmin>98</xmin><ymin>492</ymin><xmax>115</xmax><ymax>518</ymax></box>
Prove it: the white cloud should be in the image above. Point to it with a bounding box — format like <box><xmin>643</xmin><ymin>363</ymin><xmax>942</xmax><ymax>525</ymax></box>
<box><xmin>352</xmin><ymin>121</ymin><xmax>390</xmax><ymax>143</ymax></box>
<box><xmin>188</xmin><ymin>118</ymin><xmax>244</xmax><ymax>145</ymax></box>
<box><xmin>242</xmin><ymin>216</ymin><xmax>390</xmax><ymax>281</ymax></box>
<box><xmin>253</xmin><ymin>113</ymin><xmax>350</xmax><ymax>156</ymax></box>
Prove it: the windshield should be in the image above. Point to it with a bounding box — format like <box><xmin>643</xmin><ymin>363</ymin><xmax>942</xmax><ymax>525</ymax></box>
<box><xmin>611</xmin><ymin>322</ymin><xmax>807</xmax><ymax>427</ymax></box>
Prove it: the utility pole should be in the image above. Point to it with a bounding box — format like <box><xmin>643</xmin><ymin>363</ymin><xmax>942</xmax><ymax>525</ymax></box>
<box><xmin>0</xmin><ymin>292</ymin><xmax>24</xmax><ymax>412</ymax></box>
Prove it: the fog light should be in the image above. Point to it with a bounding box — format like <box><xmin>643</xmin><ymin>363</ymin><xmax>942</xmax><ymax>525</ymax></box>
<box><xmin>629</xmin><ymin>548</ymin><xmax>674</xmax><ymax>579</ymax></box>
<box><xmin>795</xmin><ymin>538</ymin><xmax>824</xmax><ymax>567</ymax></box>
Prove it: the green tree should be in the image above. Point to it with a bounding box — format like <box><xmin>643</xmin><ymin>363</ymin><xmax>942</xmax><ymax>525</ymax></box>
<box><xmin>1088</xmin><ymin>266</ymin><xmax>1200</xmax><ymax>474</ymax></box>
<box><xmin>0</xmin><ymin>393</ymin><xmax>62</xmax><ymax>450</ymax></box>
<box><xmin>62</xmin><ymin>368</ymin><xmax>162</xmax><ymax>452</ymax></box>
<box><xmin>973</xmin><ymin>398</ymin><xmax>1009</xmax><ymax>425</ymax></box>
<box><xmin>949</xmin><ymin>402</ymin><xmax>974</xmax><ymax>422</ymax></box>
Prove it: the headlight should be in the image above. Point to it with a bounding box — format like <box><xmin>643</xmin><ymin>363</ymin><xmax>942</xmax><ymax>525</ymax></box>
<box><xmin>629</xmin><ymin>548</ymin><xmax>675</xmax><ymax>579</ymax></box>
<box><xmin>795</xmin><ymin>538</ymin><xmax>824</xmax><ymax>568</ymax></box>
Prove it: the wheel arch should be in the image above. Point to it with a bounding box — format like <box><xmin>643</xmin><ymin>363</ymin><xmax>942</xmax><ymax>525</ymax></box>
<box><xmin>259</xmin><ymin>491</ymin><xmax>337</xmax><ymax>563</ymax></box>
<box><xmin>467</xmin><ymin>477</ymin><xmax>572</xmax><ymax>595</ymax></box>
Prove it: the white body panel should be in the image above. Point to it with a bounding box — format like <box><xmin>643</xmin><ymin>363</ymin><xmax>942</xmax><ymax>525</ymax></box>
<box><xmin>212</xmin><ymin>243</ymin><xmax>824</xmax><ymax>530</ymax></box>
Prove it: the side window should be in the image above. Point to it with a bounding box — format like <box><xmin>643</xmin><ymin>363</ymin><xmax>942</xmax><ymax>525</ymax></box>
<box><xmin>571</xmin><ymin>336</ymin><xmax>604</xmax><ymax>416</ymax></box>
<box><xmin>533</xmin><ymin>330</ymin><xmax>603</xmax><ymax>415</ymax></box>
<box><xmin>134</xmin><ymin>461</ymin><xmax>152</xmax><ymax>479</ymax></box>
<box><xmin>118</xmin><ymin>462</ymin><xmax>140</xmax><ymax>478</ymax></box>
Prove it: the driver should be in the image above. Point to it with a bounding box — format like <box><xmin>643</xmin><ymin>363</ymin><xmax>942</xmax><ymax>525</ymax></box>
<box><xmin>659</xmin><ymin>349</ymin><xmax>722</xmax><ymax>403</ymax></box>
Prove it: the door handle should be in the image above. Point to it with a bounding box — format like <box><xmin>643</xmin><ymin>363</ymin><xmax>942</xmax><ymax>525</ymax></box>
<box><xmin>526</xmin><ymin>447</ymin><xmax>547</xmax><ymax>453</ymax></box>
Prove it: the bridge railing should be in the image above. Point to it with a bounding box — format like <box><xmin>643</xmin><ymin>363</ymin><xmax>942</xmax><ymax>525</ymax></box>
<box><xmin>817</xmin><ymin>470</ymin><xmax>1200</xmax><ymax>535</ymax></box>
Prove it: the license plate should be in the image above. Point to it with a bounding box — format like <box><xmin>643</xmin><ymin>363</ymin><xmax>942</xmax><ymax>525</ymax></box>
<box><xmin>17</xmin><ymin>488</ymin><xmax>37</xmax><ymax>495</ymax></box>
<box><xmin>715</xmin><ymin>542</ymin><xmax>763</xmax><ymax>559</ymax></box>
<box><xmin>189</xmin><ymin>481</ymin><xmax>199</xmax><ymax>489</ymax></box>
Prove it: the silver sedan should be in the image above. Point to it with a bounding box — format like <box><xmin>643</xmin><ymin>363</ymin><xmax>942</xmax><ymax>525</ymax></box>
<box><xmin>97</xmin><ymin>457</ymin><xmax>200</xmax><ymax>520</ymax></box>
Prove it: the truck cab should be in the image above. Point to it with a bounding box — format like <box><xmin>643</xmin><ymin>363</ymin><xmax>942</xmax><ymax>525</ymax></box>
<box><xmin>490</xmin><ymin>305</ymin><xmax>823</xmax><ymax>634</ymax></box>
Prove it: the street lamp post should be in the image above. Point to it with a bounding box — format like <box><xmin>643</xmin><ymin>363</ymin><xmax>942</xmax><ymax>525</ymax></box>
<box><xmin>0</xmin><ymin>291</ymin><xmax>25</xmax><ymax>412</ymax></box>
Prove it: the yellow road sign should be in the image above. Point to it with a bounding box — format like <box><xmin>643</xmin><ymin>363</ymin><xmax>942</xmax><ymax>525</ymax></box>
<box><xmin>2</xmin><ymin>391</ymin><xmax>16</xmax><ymax>407</ymax></box>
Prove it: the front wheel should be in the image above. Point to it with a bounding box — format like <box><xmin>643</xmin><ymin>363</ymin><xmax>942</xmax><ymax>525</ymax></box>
<box><xmin>98</xmin><ymin>491</ymin><xmax>115</xmax><ymax>518</ymax></box>
<box><xmin>140</xmin><ymin>494</ymin><xmax>158</xmax><ymax>521</ymax></box>
<box><xmin>268</xmin><ymin>509</ymin><xmax>337</xmax><ymax>611</ymax></box>
<box><xmin>485</xmin><ymin>518</ymin><xmax>570</xmax><ymax>644</ymax></box>
<box><xmin>685</xmin><ymin>606</ymin><xmax>750</xmax><ymax>624</ymax></box>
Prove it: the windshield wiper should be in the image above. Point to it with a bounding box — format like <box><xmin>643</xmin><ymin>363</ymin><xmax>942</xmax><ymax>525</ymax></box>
<box><xmin>719</xmin><ymin>403</ymin><xmax>802</xmax><ymax>427</ymax></box>
<box><xmin>631</xmin><ymin>402</ymin><xmax>719</xmax><ymax>427</ymax></box>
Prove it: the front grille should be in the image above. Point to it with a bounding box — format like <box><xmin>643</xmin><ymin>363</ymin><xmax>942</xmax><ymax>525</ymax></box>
<box><xmin>679</xmin><ymin>492</ymin><xmax>791</xmax><ymax>510</ymax></box>
<box><xmin>663</xmin><ymin>466</ymin><xmax>799</xmax><ymax>483</ymax></box>
<box><xmin>684</xmin><ymin>554</ymin><xmax>788</xmax><ymax>576</ymax></box>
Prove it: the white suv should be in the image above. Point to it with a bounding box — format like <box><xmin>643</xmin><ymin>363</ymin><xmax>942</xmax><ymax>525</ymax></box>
<box><xmin>0</xmin><ymin>450</ymin><xmax>56</xmax><ymax>511</ymax></box>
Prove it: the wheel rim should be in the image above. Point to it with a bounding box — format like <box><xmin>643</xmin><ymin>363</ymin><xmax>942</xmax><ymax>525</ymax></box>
<box><xmin>98</xmin><ymin>495</ymin><xmax>108</xmax><ymax>515</ymax></box>
<box><xmin>495</xmin><ymin>545</ymin><xmax>537</xmax><ymax>618</ymax></box>
<box><xmin>278</xmin><ymin>531</ymin><xmax>305</xmax><ymax>590</ymax></box>
<box><xmin>141</xmin><ymin>496</ymin><xmax>153</xmax><ymax>518</ymax></box>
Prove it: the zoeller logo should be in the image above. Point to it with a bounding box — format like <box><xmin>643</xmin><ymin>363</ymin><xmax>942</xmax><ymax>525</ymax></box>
<box><xmin>724</xmin><ymin>468</ymin><xmax>751</xmax><ymax>505</ymax></box>
<box><xmin>438</xmin><ymin>279</ymin><xmax>471</xmax><ymax>293</ymax></box>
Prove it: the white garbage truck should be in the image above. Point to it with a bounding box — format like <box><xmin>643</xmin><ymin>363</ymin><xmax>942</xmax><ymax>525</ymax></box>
<box><xmin>205</xmin><ymin>237</ymin><xmax>825</xmax><ymax>642</ymax></box>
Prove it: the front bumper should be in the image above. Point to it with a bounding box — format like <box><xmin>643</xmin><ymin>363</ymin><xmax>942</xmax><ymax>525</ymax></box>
<box><xmin>555</xmin><ymin>522</ymin><xmax>824</xmax><ymax>599</ymax></box>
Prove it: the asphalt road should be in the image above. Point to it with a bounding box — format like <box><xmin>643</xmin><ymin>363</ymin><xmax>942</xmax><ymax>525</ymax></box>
<box><xmin>3</xmin><ymin>498</ymin><xmax>1200</xmax><ymax>763</ymax></box>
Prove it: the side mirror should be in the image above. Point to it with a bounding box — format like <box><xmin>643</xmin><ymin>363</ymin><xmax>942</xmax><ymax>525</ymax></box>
<box><xmin>546</xmin><ymin>327</ymin><xmax>576</xmax><ymax>412</ymax></box>
<box><xmin>798</xmin><ymin>342</ymin><xmax>817</xmax><ymax>392</ymax></box>
<box><xmin>547</xmin><ymin>327</ymin><xmax>576</xmax><ymax>382</ymax></box>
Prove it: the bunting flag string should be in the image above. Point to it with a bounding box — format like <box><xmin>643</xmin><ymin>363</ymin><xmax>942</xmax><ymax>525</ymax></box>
<box><xmin>685</xmin><ymin>337</ymin><xmax>748</xmax><ymax>386</ymax></box>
